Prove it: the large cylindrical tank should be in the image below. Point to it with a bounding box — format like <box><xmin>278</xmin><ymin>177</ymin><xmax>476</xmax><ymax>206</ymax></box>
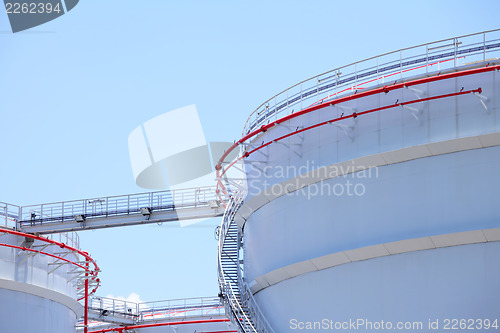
<box><xmin>0</xmin><ymin>230</ymin><xmax>85</xmax><ymax>332</ymax></box>
<box><xmin>228</xmin><ymin>31</ymin><xmax>500</xmax><ymax>332</ymax></box>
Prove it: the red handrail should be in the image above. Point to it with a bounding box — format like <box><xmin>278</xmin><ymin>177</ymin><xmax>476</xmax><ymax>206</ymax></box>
<box><xmin>0</xmin><ymin>228</ymin><xmax>100</xmax><ymax>332</ymax></box>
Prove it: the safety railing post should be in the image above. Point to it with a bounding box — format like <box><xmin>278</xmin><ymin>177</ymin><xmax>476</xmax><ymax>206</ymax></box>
<box><xmin>167</xmin><ymin>300</ymin><xmax>172</xmax><ymax>318</ymax></box>
<box><xmin>316</xmin><ymin>78</ymin><xmax>319</xmax><ymax>101</ymax></box>
<box><xmin>286</xmin><ymin>89</ymin><xmax>289</xmax><ymax>115</ymax></box>
<box><xmin>184</xmin><ymin>298</ymin><xmax>187</xmax><ymax>318</ymax></box>
<box><xmin>354</xmin><ymin>63</ymin><xmax>357</xmax><ymax>89</ymax></box>
<box><xmin>483</xmin><ymin>32</ymin><xmax>486</xmax><ymax>62</ymax></box>
<box><xmin>400</xmin><ymin>50</ymin><xmax>403</xmax><ymax>79</ymax></box>
<box><xmin>17</xmin><ymin>206</ymin><xmax>21</xmax><ymax>230</ymax></box>
<box><xmin>1</xmin><ymin>204</ymin><xmax>5</xmax><ymax>227</ymax></box>
<box><xmin>335</xmin><ymin>71</ymin><xmax>338</xmax><ymax>97</ymax></box>
<box><xmin>454</xmin><ymin>37</ymin><xmax>457</xmax><ymax>67</ymax></box>
<box><xmin>300</xmin><ymin>83</ymin><xmax>303</xmax><ymax>110</ymax></box>
<box><xmin>426</xmin><ymin>44</ymin><xmax>429</xmax><ymax>74</ymax></box>
<box><xmin>274</xmin><ymin>96</ymin><xmax>277</xmax><ymax>122</ymax></box>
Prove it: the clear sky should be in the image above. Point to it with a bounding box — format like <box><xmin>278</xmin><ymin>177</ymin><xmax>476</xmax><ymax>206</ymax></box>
<box><xmin>0</xmin><ymin>0</ymin><xmax>499</xmax><ymax>303</ymax></box>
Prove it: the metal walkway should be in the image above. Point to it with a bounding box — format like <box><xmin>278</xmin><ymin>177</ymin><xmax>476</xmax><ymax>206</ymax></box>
<box><xmin>1</xmin><ymin>186</ymin><xmax>222</xmax><ymax>234</ymax></box>
<box><xmin>79</xmin><ymin>295</ymin><xmax>232</xmax><ymax>332</ymax></box>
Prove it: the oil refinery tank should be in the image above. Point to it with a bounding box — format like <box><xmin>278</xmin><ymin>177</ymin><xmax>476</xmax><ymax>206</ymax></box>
<box><xmin>217</xmin><ymin>30</ymin><xmax>500</xmax><ymax>332</ymax></box>
<box><xmin>0</xmin><ymin>218</ymin><xmax>98</xmax><ymax>333</ymax></box>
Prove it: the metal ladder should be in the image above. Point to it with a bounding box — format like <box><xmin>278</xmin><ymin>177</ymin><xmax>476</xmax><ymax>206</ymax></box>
<box><xmin>218</xmin><ymin>197</ymin><xmax>273</xmax><ymax>333</ymax></box>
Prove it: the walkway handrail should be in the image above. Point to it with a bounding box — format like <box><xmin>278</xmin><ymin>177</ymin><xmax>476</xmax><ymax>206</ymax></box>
<box><xmin>0</xmin><ymin>201</ymin><xmax>81</xmax><ymax>247</ymax></box>
<box><xmin>243</xmin><ymin>29</ymin><xmax>500</xmax><ymax>135</ymax></box>
<box><xmin>88</xmin><ymin>295</ymin><xmax>140</xmax><ymax>319</ymax></box>
<box><xmin>0</xmin><ymin>201</ymin><xmax>19</xmax><ymax>229</ymax></box>
<box><xmin>17</xmin><ymin>186</ymin><xmax>218</xmax><ymax>228</ymax></box>
<box><xmin>84</xmin><ymin>295</ymin><xmax>224</xmax><ymax>329</ymax></box>
<box><xmin>138</xmin><ymin>296</ymin><xmax>223</xmax><ymax>322</ymax></box>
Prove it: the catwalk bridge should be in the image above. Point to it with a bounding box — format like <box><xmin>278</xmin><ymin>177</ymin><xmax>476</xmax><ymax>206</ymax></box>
<box><xmin>78</xmin><ymin>295</ymin><xmax>233</xmax><ymax>332</ymax></box>
<box><xmin>0</xmin><ymin>186</ymin><xmax>223</xmax><ymax>234</ymax></box>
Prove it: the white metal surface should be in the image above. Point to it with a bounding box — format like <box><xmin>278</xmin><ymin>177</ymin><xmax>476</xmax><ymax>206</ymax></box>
<box><xmin>248</xmin><ymin>227</ymin><xmax>500</xmax><ymax>294</ymax></box>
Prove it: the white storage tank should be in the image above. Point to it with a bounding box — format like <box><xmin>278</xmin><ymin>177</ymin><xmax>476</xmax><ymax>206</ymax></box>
<box><xmin>0</xmin><ymin>226</ymin><xmax>97</xmax><ymax>333</ymax></box>
<box><xmin>218</xmin><ymin>30</ymin><xmax>500</xmax><ymax>332</ymax></box>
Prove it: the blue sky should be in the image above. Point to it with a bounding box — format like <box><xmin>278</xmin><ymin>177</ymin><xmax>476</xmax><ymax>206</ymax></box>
<box><xmin>0</xmin><ymin>1</ymin><xmax>499</xmax><ymax>302</ymax></box>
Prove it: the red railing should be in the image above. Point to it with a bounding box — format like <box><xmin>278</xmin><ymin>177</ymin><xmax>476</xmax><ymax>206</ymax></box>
<box><xmin>0</xmin><ymin>228</ymin><xmax>100</xmax><ymax>333</ymax></box>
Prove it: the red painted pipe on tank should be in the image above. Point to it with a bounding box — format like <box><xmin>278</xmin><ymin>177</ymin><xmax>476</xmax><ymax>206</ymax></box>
<box><xmin>215</xmin><ymin>65</ymin><xmax>500</xmax><ymax>202</ymax></box>
<box><xmin>84</xmin><ymin>259</ymin><xmax>89</xmax><ymax>333</ymax></box>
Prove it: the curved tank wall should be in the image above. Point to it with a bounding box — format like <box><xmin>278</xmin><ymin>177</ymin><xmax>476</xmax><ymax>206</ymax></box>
<box><xmin>0</xmin><ymin>232</ymin><xmax>83</xmax><ymax>333</ymax></box>
<box><xmin>244</xmin><ymin>145</ymin><xmax>500</xmax><ymax>281</ymax></box>
<box><xmin>239</xmin><ymin>66</ymin><xmax>500</xmax><ymax>332</ymax></box>
<box><xmin>254</xmin><ymin>242</ymin><xmax>500</xmax><ymax>332</ymax></box>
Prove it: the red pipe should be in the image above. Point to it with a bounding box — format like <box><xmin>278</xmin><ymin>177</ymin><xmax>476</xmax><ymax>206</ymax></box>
<box><xmin>220</xmin><ymin>87</ymin><xmax>480</xmax><ymax>174</ymax></box>
<box><xmin>87</xmin><ymin>318</ymin><xmax>231</xmax><ymax>333</ymax></box>
<box><xmin>0</xmin><ymin>228</ymin><xmax>100</xmax><ymax>273</ymax></box>
<box><xmin>0</xmin><ymin>242</ymin><xmax>89</xmax><ymax>270</ymax></box>
<box><xmin>244</xmin><ymin>88</ymin><xmax>481</xmax><ymax>157</ymax></box>
<box><xmin>218</xmin><ymin>65</ymin><xmax>498</xmax><ymax>169</ymax></box>
<box><xmin>0</xmin><ymin>228</ymin><xmax>100</xmax><ymax>300</ymax></box>
<box><xmin>84</xmin><ymin>259</ymin><xmax>89</xmax><ymax>333</ymax></box>
<box><xmin>215</xmin><ymin>65</ymin><xmax>498</xmax><ymax>200</ymax></box>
